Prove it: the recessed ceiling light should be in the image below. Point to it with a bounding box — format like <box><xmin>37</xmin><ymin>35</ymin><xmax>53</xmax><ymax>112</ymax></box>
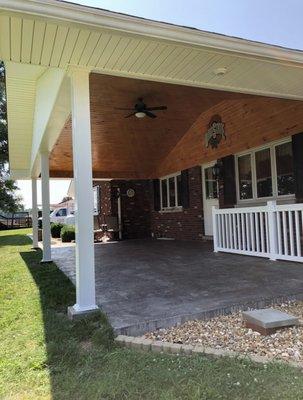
<box><xmin>214</xmin><ymin>67</ymin><xmax>228</xmax><ymax>76</ymax></box>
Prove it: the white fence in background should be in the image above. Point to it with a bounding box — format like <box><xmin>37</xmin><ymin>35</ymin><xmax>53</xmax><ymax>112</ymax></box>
<box><xmin>212</xmin><ymin>201</ymin><xmax>303</xmax><ymax>263</ymax></box>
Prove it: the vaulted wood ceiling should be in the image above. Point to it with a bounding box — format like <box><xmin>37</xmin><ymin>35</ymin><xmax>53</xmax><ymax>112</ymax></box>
<box><xmin>49</xmin><ymin>73</ymin><xmax>303</xmax><ymax>179</ymax></box>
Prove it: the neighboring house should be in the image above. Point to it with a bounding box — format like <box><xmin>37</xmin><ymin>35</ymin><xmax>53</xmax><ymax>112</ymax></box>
<box><xmin>68</xmin><ymin>180</ymin><xmax>100</xmax><ymax>217</ymax></box>
<box><xmin>2</xmin><ymin>0</ymin><xmax>303</xmax><ymax>316</ymax></box>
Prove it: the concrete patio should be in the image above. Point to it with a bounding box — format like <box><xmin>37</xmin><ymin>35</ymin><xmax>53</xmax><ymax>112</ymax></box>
<box><xmin>52</xmin><ymin>239</ymin><xmax>303</xmax><ymax>335</ymax></box>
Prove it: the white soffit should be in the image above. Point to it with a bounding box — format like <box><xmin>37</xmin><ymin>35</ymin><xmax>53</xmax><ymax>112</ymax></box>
<box><xmin>5</xmin><ymin>62</ymin><xmax>46</xmax><ymax>176</ymax></box>
<box><xmin>0</xmin><ymin>0</ymin><xmax>303</xmax><ymax>100</ymax></box>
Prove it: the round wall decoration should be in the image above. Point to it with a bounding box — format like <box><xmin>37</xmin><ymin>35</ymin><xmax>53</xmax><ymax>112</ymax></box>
<box><xmin>126</xmin><ymin>188</ymin><xmax>135</xmax><ymax>198</ymax></box>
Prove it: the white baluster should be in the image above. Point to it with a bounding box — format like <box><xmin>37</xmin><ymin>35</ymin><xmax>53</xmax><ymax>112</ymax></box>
<box><xmin>212</xmin><ymin>206</ymin><xmax>219</xmax><ymax>252</ymax></box>
<box><xmin>282</xmin><ymin>211</ymin><xmax>288</xmax><ymax>255</ymax></box>
<box><xmin>255</xmin><ymin>212</ymin><xmax>260</xmax><ymax>253</ymax></box>
<box><xmin>289</xmin><ymin>211</ymin><xmax>295</xmax><ymax>257</ymax></box>
<box><xmin>295</xmin><ymin>210</ymin><xmax>301</xmax><ymax>257</ymax></box>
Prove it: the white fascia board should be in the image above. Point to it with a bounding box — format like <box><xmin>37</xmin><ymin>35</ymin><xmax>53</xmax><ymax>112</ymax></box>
<box><xmin>1</xmin><ymin>0</ymin><xmax>303</xmax><ymax>65</ymax></box>
<box><xmin>31</xmin><ymin>68</ymin><xmax>67</xmax><ymax>174</ymax></box>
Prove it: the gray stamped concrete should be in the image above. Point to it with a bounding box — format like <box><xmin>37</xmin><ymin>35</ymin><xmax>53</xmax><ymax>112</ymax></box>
<box><xmin>52</xmin><ymin>239</ymin><xmax>303</xmax><ymax>335</ymax></box>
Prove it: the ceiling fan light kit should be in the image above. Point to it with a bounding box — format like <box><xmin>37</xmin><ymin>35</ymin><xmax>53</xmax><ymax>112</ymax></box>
<box><xmin>135</xmin><ymin>111</ymin><xmax>146</xmax><ymax>118</ymax></box>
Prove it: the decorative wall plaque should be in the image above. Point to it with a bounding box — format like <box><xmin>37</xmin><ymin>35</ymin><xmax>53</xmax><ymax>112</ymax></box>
<box><xmin>126</xmin><ymin>188</ymin><xmax>135</xmax><ymax>198</ymax></box>
<box><xmin>205</xmin><ymin>115</ymin><xmax>226</xmax><ymax>149</ymax></box>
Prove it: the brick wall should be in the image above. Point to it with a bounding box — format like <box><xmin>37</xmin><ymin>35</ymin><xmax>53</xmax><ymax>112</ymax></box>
<box><xmin>151</xmin><ymin>166</ymin><xmax>204</xmax><ymax>241</ymax></box>
<box><xmin>111</xmin><ymin>180</ymin><xmax>152</xmax><ymax>240</ymax></box>
<box><xmin>94</xmin><ymin>166</ymin><xmax>204</xmax><ymax>241</ymax></box>
<box><xmin>93</xmin><ymin>181</ymin><xmax>112</xmax><ymax>224</ymax></box>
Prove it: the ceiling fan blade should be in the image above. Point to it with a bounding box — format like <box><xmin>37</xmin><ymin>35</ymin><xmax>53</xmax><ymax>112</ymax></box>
<box><xmin>115</xmin><ymin>107</ymin><xmax>135</xmax><ymax>111</ymax></box>
<box><xmin>124</xmin><ymin>112</ymin><xmax>136</xmax><ymax>118</ymax></box>
<box><xmin>145</xmin><ymin>106</ymin><xmax>167</xmax><ymax>111</ymax></box>
<box><xmin>145</xmin><ymin>111</ymin><xmax>157</xmax><ymax>118</ymax></box>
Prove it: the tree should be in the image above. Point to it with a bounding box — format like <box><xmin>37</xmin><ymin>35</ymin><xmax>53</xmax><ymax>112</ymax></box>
<box><xmin>0</xmin><ymin>61</ymin><xmax>23</xmax><ymax>213</ymax></box>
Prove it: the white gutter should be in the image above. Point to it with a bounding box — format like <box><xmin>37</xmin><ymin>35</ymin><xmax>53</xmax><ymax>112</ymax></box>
<box><xmin>1</xmin><ymin>0</ymin><xmax>303</xmax><ymax>64</ymax></box>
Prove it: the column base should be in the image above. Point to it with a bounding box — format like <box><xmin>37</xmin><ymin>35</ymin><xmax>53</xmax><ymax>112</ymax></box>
<box><xmin>40</xmin><ymin>259</ymin><xmax>52</xmax><ymax>264</ymax></box>
<box><xmin>68</xmin><ymin>305</ymin><xmax>100</xmax><ymax>320</ymax></box>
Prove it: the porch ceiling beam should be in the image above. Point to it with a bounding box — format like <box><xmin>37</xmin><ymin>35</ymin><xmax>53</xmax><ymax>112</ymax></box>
<box><xmin>49</xmin><ymin>170</ymin><xmax>153</xmax><ymax>180</ymax></box>
<box><xmin>2</xmin><ymin>0</ymin><xmax>303</xmax><ymax>64</ymax></box>
<box><xmin>30</xmin><ymin>68</ymin><xmax>69</xmax><ymax>178</ymax></box>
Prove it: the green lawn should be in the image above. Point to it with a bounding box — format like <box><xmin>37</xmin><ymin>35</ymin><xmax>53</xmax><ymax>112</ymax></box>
<box><xmin>0</xmin><ymin>229</ymin><xmax>303</xmax><ymax>400</ymax></box>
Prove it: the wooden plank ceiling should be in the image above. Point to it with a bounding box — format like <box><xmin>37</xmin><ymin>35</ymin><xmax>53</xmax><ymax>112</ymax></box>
<box><xmin>49</xmin><ymin>73</ymin><xmax>303</xmax><ymax>179</ymax></box>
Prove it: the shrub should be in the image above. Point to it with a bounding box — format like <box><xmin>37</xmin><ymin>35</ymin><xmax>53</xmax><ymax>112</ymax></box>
<box><xmin>50</xmin><ymin>222</ymin><xmax>64</xmax><ymax>238</ymax></box>
<box><xmin>60</xmin><ymin>225</ymin><xmax>75</xmax><ymax>242</ymax></box>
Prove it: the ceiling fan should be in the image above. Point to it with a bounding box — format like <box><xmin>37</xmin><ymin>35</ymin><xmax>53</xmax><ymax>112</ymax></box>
<box><xmin>116</xmin><ymin>98</ymin><xmax>167</xmax><ymax>119</ymax></box>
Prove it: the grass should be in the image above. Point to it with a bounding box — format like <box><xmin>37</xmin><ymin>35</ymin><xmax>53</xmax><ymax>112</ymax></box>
<box><xmin>0</xmin><ymin>229</ymin><xmax>303</xmax><ymax>400</ymax></box>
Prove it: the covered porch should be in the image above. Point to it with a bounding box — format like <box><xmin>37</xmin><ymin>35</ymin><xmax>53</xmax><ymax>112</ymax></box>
<box><xmin>3</xmin><ymin>0</ymin><xmax>303</xmax><ymax>320</ymax></box>
<box><xmin>52</xmin><ymin>239</ymin><xmax>303</xmax><ymax>335</ymax></box>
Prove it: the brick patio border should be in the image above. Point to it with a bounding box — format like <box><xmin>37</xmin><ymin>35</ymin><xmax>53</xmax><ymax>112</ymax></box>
<box><xmin>115</xmin><ymin>293</ymin><xmax>303</xmax><ymax>336</ymax></box>
<box><xmin>114</xmin><ymin>335</ymin><xmax>303</xmax><ymax>370</ymax></box>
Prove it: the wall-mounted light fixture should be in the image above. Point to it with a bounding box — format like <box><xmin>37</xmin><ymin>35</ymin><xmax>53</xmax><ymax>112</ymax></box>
<box><xmin>212</xmin><ymin>159</ymin><xmax>223</xmax><ymax>180</ymax></box>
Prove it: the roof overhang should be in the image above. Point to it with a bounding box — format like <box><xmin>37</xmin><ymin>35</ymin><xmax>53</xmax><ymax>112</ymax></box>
<box><xmin>1</xmin><ymin>0</ymin><xmax>303</xmax><ymax>179</ymax></box>
<box><xmin>1</xmin><ymin>0</ymin><xmax>303</xmax><ymax>63</ymax></box>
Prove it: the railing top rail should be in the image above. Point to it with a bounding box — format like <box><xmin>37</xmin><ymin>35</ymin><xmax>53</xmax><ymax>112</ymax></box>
<box><xmin>213</xmin><ymin>202</ymin><xmax>303</xmax><ymax>215</ymax></box>
<box><xmin>213</xmin><ymin>206</ymin><xmax>267</xmax><ymax>214</ymax></box>
<box><xmin>275</xmin><ymin>203</ymin><xmax>303</xmax><ymax>211</ymax></box>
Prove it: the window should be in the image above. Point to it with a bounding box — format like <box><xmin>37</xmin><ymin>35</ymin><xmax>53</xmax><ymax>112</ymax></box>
<box><xmin>238</xmin><ymin>154</ymin><xmax>253</xmax><ymax>200</ymax></box>
<box><xmin>236</xmin><ymin>139</ymin><xmax>294</xmax><ymax>202</ymax></box>
<box><xmin>56</xmin><ymin>208</ymin><xmax>67</xmax><ymax>217</ymax></box>
<box><xmin>160</xmin><ymin>173</ymin><xmax>182</xmax><ymax>210</ymax></box>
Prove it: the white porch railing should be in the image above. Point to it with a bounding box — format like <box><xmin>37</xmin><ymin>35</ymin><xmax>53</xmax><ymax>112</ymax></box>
<box><xmin>212</xmin><ymin>201</ymin><xmax>303</xmax><ymax>263</ymax></box>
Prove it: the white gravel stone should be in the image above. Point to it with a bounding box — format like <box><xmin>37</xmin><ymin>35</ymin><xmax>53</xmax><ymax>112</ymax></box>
<box><xmin>145</xmin><ymin>301</ymin><xmax>303</xmax><ymax>364</ymax></box>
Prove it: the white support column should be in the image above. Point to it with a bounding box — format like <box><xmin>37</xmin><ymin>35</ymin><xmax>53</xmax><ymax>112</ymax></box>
<box><xmin>40</xmin><ymin>152</ymin><xmax>52</xmax><ymax>263</ymax></box>
<box><xmin>31</xmin><ymin>178</ymin><xmax>39</xmax><ymax>249</ymax></box>
<box><xmin>267</xmin><ymin>200</ymin><xmax>278</xmax><ymax>261</ymax></box>
<box><xmin>67</xmin><ymin>67</ymin><xmax>98</xmax><ymax>318</ymax></box>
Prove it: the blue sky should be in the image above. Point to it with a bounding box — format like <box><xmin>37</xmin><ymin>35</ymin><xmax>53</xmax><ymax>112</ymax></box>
<box><xmin>18</xmin><ymin>0</ymin><xmax>303</xmax><ymax>208</ymax></box>
<box><xmin>68</xmin><ymin>0</ymin><xmax>303</xmax><ymax>50</ymax></box>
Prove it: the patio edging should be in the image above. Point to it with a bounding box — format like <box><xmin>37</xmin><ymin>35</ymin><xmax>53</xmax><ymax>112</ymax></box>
<box><xmin>114</xmin><ymin>335</ymin><xmax>303</xmax><ymax>369</ymax></box>
<box><xmin>114</xmin><ymin>292</ymin><xmax>303</xmax><ymax>336</ymax></box>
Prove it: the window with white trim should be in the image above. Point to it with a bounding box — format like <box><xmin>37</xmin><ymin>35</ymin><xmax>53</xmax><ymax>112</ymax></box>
<box><xmin>160</xmin><ymin>173</ymin><xmax>182</xmax><ymax>210</ymax></box>
<box><xmin>236</xmin><ymin>139</ymin><xmax>294</xmax><ymax>202</ymax></box>
<box><xmin>93</xmin><ymin>186</ymin><xmax>99</xmax><ymax>215</ymax></box>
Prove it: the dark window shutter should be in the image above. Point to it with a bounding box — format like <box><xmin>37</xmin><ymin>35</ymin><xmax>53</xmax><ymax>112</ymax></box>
<box><xmin>153</xmin><ymin>179</ymin><xmax>160</xmax><ymax>211</ymax></box>
<box><xmin>180</xmin><ymin>170</ymin><xmax>190</xmax><ymax>208</ymax></box>
<box><xmin>220</xmin><ymin>155</ymin><xmax>236</xmax><ymax>208</ymax></box>
<box><xmin>292</xmin><ymin>133</ymin><xmax>303</xmax><ymax>203</ymax></box>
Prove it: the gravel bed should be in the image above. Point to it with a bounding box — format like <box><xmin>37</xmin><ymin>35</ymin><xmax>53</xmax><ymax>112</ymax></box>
<box><xmin>145</xmin><ymin>302</ymin><xmax>303</xmax><ymax>363</ymax></box>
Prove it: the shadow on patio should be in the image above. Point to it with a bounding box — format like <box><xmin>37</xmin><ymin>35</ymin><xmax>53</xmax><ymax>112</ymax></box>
<box><xmin>52</xmin><ymin>239</ymin><xmax>303</xmax><ymax>336</ymax></box>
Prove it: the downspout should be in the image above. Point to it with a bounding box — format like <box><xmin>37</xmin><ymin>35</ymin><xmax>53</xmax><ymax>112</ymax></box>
<box><xmin>117</xmin><ymin>188</ymin><xmax>122</xmax><ymax>240</ymax></box>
